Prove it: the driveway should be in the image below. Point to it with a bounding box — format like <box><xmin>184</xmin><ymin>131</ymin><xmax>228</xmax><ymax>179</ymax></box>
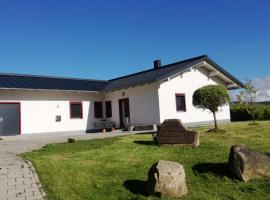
<box><xmin>0</xmin><ymin>130</ymin><xmax>136</xmax><ymax>200</ymax></box>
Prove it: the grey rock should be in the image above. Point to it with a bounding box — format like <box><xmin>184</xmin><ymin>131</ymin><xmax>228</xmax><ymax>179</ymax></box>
<box><xmin>229</xmin><ymin>144</ymin><xmax>270</xmax><ymax>181</ymax></box>
<box><xmin>146</xmin><ymin>160</ymin><xmax>188</xmax><ymax>198</ymax></box>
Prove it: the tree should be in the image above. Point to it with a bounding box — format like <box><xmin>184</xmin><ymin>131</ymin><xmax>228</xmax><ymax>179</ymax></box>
<box><xmin>192</xmin><ymin>85</ymin><xmax>230</xmax><ymax>129</ymax></box>
<box><xmin>236</xmin><ymin>80</ymin><xmax>257</xmax><ymax>125</ymax></box>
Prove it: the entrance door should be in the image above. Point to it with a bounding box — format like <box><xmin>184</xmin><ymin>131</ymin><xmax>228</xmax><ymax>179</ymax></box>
<box><xmin>0</xmin><ymin>103</ymin><xmax>20</xmax><ymax>136</ymax></box>
<box><xmin>119</xmin><ymin>98</ymin><xmax>130</xmax><ymax>128</ymax></box>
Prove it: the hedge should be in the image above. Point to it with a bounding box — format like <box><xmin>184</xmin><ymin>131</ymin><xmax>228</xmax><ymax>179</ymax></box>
<box><xmin>230</xmin><ymin>103</ymin><xmax>270</xmax><ymax>121</ymax></box>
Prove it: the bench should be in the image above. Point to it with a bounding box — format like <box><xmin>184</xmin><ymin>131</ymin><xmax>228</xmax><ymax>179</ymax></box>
<box><xmin>94</xmin><ymin>119</ymin><xmax>116</xmax><ymax>132</ymax></box>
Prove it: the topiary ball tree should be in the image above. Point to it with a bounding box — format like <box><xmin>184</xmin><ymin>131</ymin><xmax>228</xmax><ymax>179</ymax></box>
<box><xmin>192</xmin><ymin>85</ymin><xmax>230</xmax><ymax>129</ymax></box>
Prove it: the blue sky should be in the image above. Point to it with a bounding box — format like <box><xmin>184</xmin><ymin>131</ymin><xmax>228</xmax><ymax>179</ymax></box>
<box><xmin>0</xmin><ymin>0</ymin><xmax>269</xmax><ymax>82</ymax></box>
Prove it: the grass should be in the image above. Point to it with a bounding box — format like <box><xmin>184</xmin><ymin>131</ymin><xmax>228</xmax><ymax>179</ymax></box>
<box><xmin>22</xmin><ymin>121</ymin><xmax>270</xmax><ymax>200</ymax></box>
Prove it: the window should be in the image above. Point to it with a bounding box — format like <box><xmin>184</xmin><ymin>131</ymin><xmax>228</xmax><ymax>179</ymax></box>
<box><xmin>105</xmin><ymin>101</ymin><xmax>112</xmax><ymax>118</ymax></box>
<box><xmin>70</xmin><ymin>102</ymin><xmax>83</xmax><ymax>119</ymax></box>
<box><xmin>94</xmin><ymin>101</ymin><xmax>103</xmax><ymax>118</ymax></box>
<box><xmin>175</xmin><ymin>94</ymin><xmax>186</xmax><ymax>112</ymax></box>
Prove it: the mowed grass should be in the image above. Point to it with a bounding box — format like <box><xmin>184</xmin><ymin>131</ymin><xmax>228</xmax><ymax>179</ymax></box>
<box><xmin>22</xmin><ymin>121</ymin><xmax>270</xmax><ymax>200</ymax></box>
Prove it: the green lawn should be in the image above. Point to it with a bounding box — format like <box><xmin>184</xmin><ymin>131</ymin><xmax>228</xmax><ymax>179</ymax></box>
<box><xmin>22</xmin><ymin>121</ymin><xmax>270</xmax><ymax>200</ymax></box>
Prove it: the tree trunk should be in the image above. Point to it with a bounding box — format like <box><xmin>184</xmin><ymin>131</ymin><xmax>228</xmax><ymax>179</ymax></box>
<box><xmin>252</xmin><ymin>108</ymin><xmax>255</xmax><ymax>125</ymax></box>
<box><xmin>213</xmin><ymin>112</ymin><xmax>217</xmax><ymax>129</ymax></box>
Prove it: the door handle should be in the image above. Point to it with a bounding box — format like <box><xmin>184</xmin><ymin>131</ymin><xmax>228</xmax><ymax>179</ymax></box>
<box><xmin>0</xmin><ymin>117</ymin><xmax>3</xmax><ymax>124</ymax></box>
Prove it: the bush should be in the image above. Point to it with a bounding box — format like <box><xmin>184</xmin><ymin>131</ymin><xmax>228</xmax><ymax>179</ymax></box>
<box><xmin>68</xmin><ymin>138</ymin><xmax>75</xmax><ymax>143</ymax></box>
<box><xmin>230</xmin><ymin>105</ymin><xmax>251</xmax><ymax>121</ymax></box>
<box><xmin>263</xmin><ymin>107</ymin><xmax>270</xmax><ymax>120</ymax></box>
<box><xmin>230</xmin><ymin>103</ymin><xmax>270</xmax><ymax>121</ymax></box>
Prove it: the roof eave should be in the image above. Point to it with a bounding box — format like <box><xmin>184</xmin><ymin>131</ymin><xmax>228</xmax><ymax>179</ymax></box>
<box><xmin>103</xmin><ymin>80</ymin><xmax>157</xmax><ymax>92</ymax></box>
<box><xmin>155</xmin><ymin>59</ymin><xmax>206</xmax><ymax>83</ymax></box>
<box><xmin>0</xmin><ymin>87</ymin><xmax>102</xmax><ymax>93</ymax></box>
<box><xmin>155</xmin><ymin>56</ymin><xmax>244</xmax><ymax>89</ymax></box>
<box><xmin>204</xmin><ymin>57</ymin><xmax>245</xmax><ymax>88</ymax></box>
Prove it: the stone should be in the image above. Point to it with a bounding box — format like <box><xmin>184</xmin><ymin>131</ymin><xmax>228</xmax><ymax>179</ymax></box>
<box><xmin>154</xmin><ymin>119</ymin><xmax>199</xmax><ymax>147</ymax></box>
<box><xmin>146</xmin><ymin>160</ymin><xmax>188</xmax><ymax>198</ymax></box>
<box><xmin>229</xmin><ymin>144</ymin><xmax>270</xmax><ymax>182</ymax></box>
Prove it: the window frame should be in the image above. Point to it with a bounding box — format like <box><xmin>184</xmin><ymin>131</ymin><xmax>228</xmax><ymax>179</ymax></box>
<box><xmin>94</xmin><ymin>101</ymin><xmax>103</xmax><ymax>119</ymax></box>
<box><xmin>175</xmin><ymin>93</ymin><xmax>186</xmax><ymax>112</ymax></box>
<box><xmin>70</xmin><ymin>102</ymin><xmax>83</xmax><ymax>119</ymax></box>
<box><xmin>105</xmin><ymin>101</ymin><xmax>112</xmax><ymax>118</ymax></box>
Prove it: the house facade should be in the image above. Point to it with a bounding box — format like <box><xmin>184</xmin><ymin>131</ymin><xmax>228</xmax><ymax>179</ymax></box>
<box><xmin>0</xmin><ymin>55</ymin><xmax>243</xmax><ymax>135</ymax></box>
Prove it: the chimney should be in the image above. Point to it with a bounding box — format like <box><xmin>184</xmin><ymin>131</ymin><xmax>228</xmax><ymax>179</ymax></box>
<box><xmin>154</xmin><ymin>60</ymin><xmax>161</xmax><ymax>69</ymax></box>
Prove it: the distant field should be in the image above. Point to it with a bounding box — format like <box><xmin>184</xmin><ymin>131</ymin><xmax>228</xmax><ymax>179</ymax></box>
<box><xmin>23</xmin><ymin>121</ymin><xmax>270</xmax><ymax>200</ymax></box>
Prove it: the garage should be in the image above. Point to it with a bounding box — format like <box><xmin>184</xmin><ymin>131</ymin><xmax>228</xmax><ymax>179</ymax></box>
<box><xmin>0</xmin><ymin>103</ymin><xmax>20</xmax><ymax>136</ymax></box>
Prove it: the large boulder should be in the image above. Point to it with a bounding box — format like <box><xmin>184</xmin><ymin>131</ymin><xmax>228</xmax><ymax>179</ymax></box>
<box><xmin>154</xmin><ymin>119</ymin><xmax>200</xmax><ymax>147</ymax></box>
<box><xmin>229</xmin><ymin>144</ymin><xmax>270</xmax><ymax>182</ymax></box>
<box><xmin>146</xmin><ymin>160</ymin><xmax>188</xmax><ymax>198</ymax></box>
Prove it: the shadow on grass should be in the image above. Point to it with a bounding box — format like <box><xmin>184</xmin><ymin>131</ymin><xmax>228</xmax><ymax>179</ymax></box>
<box><xmin>133</xmin><ymin>141</ymin><xmax>156</xmax><ymax>146</ymax></box>
<box><xmin>207</xmin><ymin>128</ymin><xmax>226</xmax><ymax>133</ymax></box>
<box><xmin>192</xmin><ymin>162</ymin><xmax>232</xmax><ymax>178</ymax></box>
<box><xmin>124</xmin><ymin>180</ymin><xmax>147</xmax><ymax>196</ymax></box>
<box><xmin>248</xmin><ymin>123</ymin><xmax>260</xmax><ymax>126</ymax></box>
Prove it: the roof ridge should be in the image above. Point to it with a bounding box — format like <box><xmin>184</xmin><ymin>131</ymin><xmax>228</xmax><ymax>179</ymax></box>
<box><xmin>109</xmin><ymin>55</ymin><xmax>207</xmax><ymax>82</ymax></box>
<box><xmin>0</xmin><ymin>55</ymin><xmax>207</xmax><ymax>83</ymax></box>
<box><xmin>0</xmin><ymin>72</ymin><xmax>108</xmax><ymax>82</ymax></box>
<box><xmin>0</xmin><ymin>55</ymin><xmax>244</xmax><ymax>92</ymax></box>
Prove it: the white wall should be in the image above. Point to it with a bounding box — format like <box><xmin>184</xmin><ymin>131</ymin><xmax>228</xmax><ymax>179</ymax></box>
<box><xmin>0</xmin><ymin>84</ymin><xmax>161</xmax><ymax>134</ymax></box>
<box><xmin>0</xmin><ymin>68</ymin><xmax>232</xmax><ymax>135</ymax></box>
<box><xmin>158</xmin><ymin>68</ymin><xmax>231</xmax><ymax>125</ymax></box>
<box><xmin>105</xmin><ymin>83</ymin><xmax>160</xmax><ymax>127</ymax></box>
<box><xmin>0</xmin><ymin>90</ymin><xmax>103</xmax><ymax>134</ymax></box>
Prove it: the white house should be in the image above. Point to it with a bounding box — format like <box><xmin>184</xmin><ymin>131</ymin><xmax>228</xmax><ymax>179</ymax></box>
<box><xmin>0</xmin><ymin>55</ymin><xmax>243</xmax><ymax>135</ymax></box>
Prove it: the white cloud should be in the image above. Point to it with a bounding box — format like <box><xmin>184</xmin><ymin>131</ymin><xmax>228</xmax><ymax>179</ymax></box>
<box><xmin>229</xmin><ymin>89</ymin><xmax>240</xmax><ymax>102</ymax></box>
<box><xmin>253</xmin><ymin>76</ymin><xmax>270</xmax><ymax>102</ymax></box>
<box><xmin>229</xmin><ymin>75</ymin><xmax>270</xmax><ymax>102</ymax></box>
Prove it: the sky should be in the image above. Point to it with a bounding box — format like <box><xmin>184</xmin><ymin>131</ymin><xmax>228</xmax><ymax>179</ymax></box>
<box><xmin>0</xmin><ymin>0</ymin><xmax>269</xmax><ymax>100</ymax></box>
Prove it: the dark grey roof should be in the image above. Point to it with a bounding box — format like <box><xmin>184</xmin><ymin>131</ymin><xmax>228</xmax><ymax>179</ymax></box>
<box><xmin>0</xmin><ymin>73</ymin><xmax>108</xmax><ymax>92</ymax></box>
<box><xmin>0</xmin><ymin>55</ymin><xmax>244</xmax><ymax>92</ymax></box>
<box><xmin>104</xmin><ymin>55</ymin><xmax>244</xmax><ymax>91</ymax></box>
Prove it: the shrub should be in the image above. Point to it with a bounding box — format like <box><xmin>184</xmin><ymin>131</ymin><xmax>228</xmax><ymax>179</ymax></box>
<box><xmin>230</xmin><ymin>103</ymin><xmax>270</xmax><ymax>121</ymax></box>
<box><xmin>230</xmin><ymin>105</ymin><xmax>251</xmax><ymax>121</ymax></box>
<box><xmin>236</xmin><ymin>80</ymin><xmax>257</xmax><ymax>125</ymax></box>
<box><xmin>68</xmin><ymin>138</ymin><xmax>75</xmax><ymax>143</ymax></box>
<box><xmin>263</xmin><ymin>107</ymin><xmax>270</xmax><ymax>120</ymax></box>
